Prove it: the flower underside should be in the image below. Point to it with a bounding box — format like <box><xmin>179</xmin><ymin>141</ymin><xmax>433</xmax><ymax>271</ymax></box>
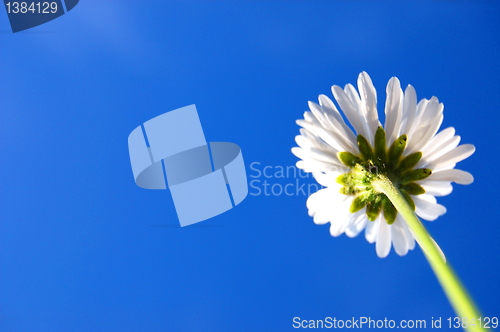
<box><xmin>337</xmin><ymin>126</ymin><xmax>432</xmax><ymax>225</ymax></box>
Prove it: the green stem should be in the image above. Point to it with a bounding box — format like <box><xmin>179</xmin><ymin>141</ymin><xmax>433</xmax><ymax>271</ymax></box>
<box><xmin>372</xmin><ymin>174</ymin><xmax>485</xmax><ymax>332</ymax></box>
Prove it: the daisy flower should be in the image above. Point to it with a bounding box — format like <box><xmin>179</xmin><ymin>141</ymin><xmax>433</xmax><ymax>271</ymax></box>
<box><xmin>292</xmin><ymin>72</ymin><xmax>475</xmax><ymax>258</ymax></box>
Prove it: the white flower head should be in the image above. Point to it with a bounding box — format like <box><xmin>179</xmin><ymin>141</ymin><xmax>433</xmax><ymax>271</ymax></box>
<box><xmin>292</xmin><ymin>72</ymin><xmax>475</xmax><ymax>258</ymax></box>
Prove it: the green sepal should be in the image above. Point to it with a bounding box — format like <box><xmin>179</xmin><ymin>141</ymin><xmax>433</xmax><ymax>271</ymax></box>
<box><xmin>387</xmin><ymin>134</ymin><xmax>407</xmax><ymax>169</ymax></box>
<box><xmin>382</xmin><ymin>197</ymin><xmax>397</xmax><ymax>225</ymax></box>
<box><xmin>400</xmin><ymin>182</ymin><xmax>425</xmax><ymax>195</ymax></box>
<box><xmin>374</xmin><ymin>127</ymin><xmax>387</xmax><ymax>165</ymax></box>
<box><xmin>357</xmin><ymin>135</ymin><xmax>373</xmax><ymax>161</ymax></box>
<box><xmin>337</xmin><ymin>152</ymin><xmax>362</xmax><ymax>167</ymax></box>
<box><xmin>340</xmin><ymin>186</ymin><xmax>361</xmax><ymax>196</ymax></box>
<box><xmin>337</xmin><ymin>172</ymin><xmax>368</xmax><ymax>187</ymax></box>
<box><xmin>336</xmin><ymin>173</ymin><xmax>349</xmax><ymax>185</ymax></box>
<box><xmin>396</xmin><ymin>152</ymin><xmax>422</xmax><ymax>174</ymax></box>
<box><xmin>366</xmin><ymin>195</ymin><xmax>383</xmax><ymax>221</ymax></box>
<box><xmin>400</xmin><ymin>190</ymin><xmax>416</xmax><ymax>211</ymax></box>
<box><xmin>349</xmin><ymin>192</ymin><xmax>370</xmax><ymax>213</ymax></box>
<box><xmin>400</xmin><ymin>168</ymin><xmax>432</xmax><ymax>184</ymax></box>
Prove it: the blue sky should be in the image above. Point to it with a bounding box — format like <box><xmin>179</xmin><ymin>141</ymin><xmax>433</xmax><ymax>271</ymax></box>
<box><xmin>1</xmin><ymin>1</ymin><xmax>499</xmax><ymax>331</ymax></box>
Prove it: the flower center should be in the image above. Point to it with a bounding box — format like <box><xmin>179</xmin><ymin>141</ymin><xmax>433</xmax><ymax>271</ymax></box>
<box><xmin>337</xmin><ymin>127</ymin><xmax>432</xmax><ymax>224</ymax></box>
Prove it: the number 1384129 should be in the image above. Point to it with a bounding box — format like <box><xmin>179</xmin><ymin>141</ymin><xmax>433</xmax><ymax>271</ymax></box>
<box><xmin>5</xmin><ymin>2</ymin><xmax>58</xmax><ymax>14</ymax></box>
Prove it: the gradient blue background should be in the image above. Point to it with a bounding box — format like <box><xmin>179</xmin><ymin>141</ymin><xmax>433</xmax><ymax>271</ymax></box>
<box><xmin>1</xmin><ymin>1</ymin><xmax>499</xmax><ymax>331</ymax></box>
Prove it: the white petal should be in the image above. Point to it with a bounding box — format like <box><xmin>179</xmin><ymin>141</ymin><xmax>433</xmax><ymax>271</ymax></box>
<box><xmin>402</xmin><ymin>220</ymin><xmax>416</xmax><ymax>250</ymax></box>
<box><xmin>406</xmin><ymin>111</ymin><xmax>443</xmax><ymax>156</ymax></box>
<box><xmin>307</xmin><ymin>188</ymin><xmax>352</xmax><ymax>227</ymax></box>
<box><xmin>313</xmin><ymin>209</ymin><xmax>331</xmax><ymax>225</ymax></box>
<box><xmin>384</xmin><ymin>77</ymin><xmax>403</xmax><ymax>146</ymax></box>
<box><xmin>344</xmin><ymin>83</ymin><xmax>361</xmax><ymax>109</ymax></box>
<box><xmin>345</xmin><ymin>211</ymin><xmax>368</xmax><ymax>238</ymax></box>
<box><xmin>420</xmin><ymin>96</ymin><xmax>443</xmax><ymax>121</ymax></box>
<box><xmin>398</xmin><ymin>214</ymin><xmax>416</xmax><ymax>250</ymax></box>
<box><xmin>376</xmin><ymin>217</ymin><xmax>392</xmax><ymax>258</ymax></box>
<box><xmin>318</xmin><ymin>94</ymin><xmax>344</xmax><ymax>123</ymax></box>
<box><xmin>300</xmin><ymin>114</ymin><xmax>342</xmax><ymax>150</ymax></box>
<box><xmin>418</xmin><ymin>133</ymin><xmax>461</xmax><ymax>168</ymax></box>
<box><xmin>322</xmin><ymin>119</ymin><xmax>358</xmax><ymax>154</ymax></box>
<box><xmin>291</xmin><ymin>147</ymin><xmax>310</xmax><ymax>161</ymax></box>
<box><xmin>406</xmin><ymin>98</ymin><xmax>444</xmax><ymax>155</ymax></box>
<box><xmin>312</xmin><ymin>194</ymin><xmax>354</xmax><ymax>237</ymax></box>
<box><xmin>332</xmin><ymin>85</ymin><xmax>366</xmax><ymax>137</ymax></box>
<box><xmin>418</xmin><ymin>180</ymin><xmax>453</xmax><ymax>196</ymax></box>
<box><xmin>296</xmin><ymin>160</ymin><xmax>338</xmax><ymax>173</ymax></box>
<box><xmin>413</xmin><ymin>195</ymin><xmax>447</xmax><ymax>221</ymax></box>
<box><xmin>318</xmin><ymin>94</ymin><xmax>358</xmax><ymax>147</ymax></box>
<box><xmin>329</xmin><ymin>209</ymin><xmax>351</xmax><ymax>237</ymax></box>
<box><xmin>300</xmin><ymin>127</ymin><xmax>316</xmax><ymax>141</ymax></box>
<box><xmin>406</xmin><ymin>99</ymin><xmax>428</xmax><ymax>138</ymax></box>
<box><xmin>306</xmin><ymin>188</ymin><xmax>336</xmax><ymax>222</ymax></box>
<box><xmin>308</xmin><ymin>101</ymin><xmax>330</xmax><ymax>129</ymax></box>
<box><xmin>309</xmin><ymin>101</ymin><xmax>356</xmax><ymax>153</ymax></box>
<box><xmin>295</xmin><ymin>135</ymin><xmax>313</xmax><ymax>149</ymax></box>
<box><xmin>292</xmin><ymin>145</ymin><xmax>344</xmax><ymax>170</ymax></box>
<box><xmin>308</xmin><ymin>147</ymin><xmax>343</xmax><ymax>166</ymax></box>
<box><xmin>420</xmin><ymin>127</ymin><xmax>455</xmax><ymax>158</ymax></box>
<box><xmin>416</xmin><ymin>193</ymin><xmax>437</xmax><ymax>203</ymax></box>
<box><xmin>300</xmin><ymin>127</ymin><xmax>341</xmax><ymax>154</ymax></box>
<box><xmin>303</xmin><ymin>111</ymin><xmax>318</xmax><ymax>125</ymax></box>
<box><xmin>345</xmin><ymin>83</ymin><xmax>372</xmax><ymax>142</ymax></box>
<box><xmin>440</xmin><ymin>163</ymin><xmax>456</xmax><ymax>171</ymax></box>
<box><xmin>365</xmin><ymin>218</ymin><xmax>378</xmax><ymax>244</ymax></box>
<box><xmin>391</xmin><ymin>217</ymin><xmax>409</xmax><ymax>256</ymax></box>
<box><xmin>357</xmin><ymin>72</ymin><xmax>379</xmax><ymax>140</ymax></box>
<box><xmin>310</xmin><ymin>98</ymin><xmax>358</xmax><ymax>153</ymax></box>
<box><xmin>316</xmin><ymin>127</ymin><xmax>354</xmax><ymax>155</ymax></box>
<box><xmin>400</xmin><ymin>85</ymin><xmax>417</xmax><ymax>135</ymax></box>
<box><xmin>421</xmin><ymin>136</ymin><xmax>461</xmax><ymax>166</ymax></box>
<box><xmin>296</xmin><ymin>119</ymin><xmax>316</xmax><ymax>133</ymax></box>
<box><xmin>313</xmin><ymin>172</ymin><xmax>344</xmax><ymax>187</ymax></box>
<box><xmin>426</xmin><ymin>144</ymin><xmax>475</xmax><ymax>171</ymax></box>
<box><xmin>426</xmin><ymin>169</ymin><xmax>474</xmax><ymax>185</ymax></box>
